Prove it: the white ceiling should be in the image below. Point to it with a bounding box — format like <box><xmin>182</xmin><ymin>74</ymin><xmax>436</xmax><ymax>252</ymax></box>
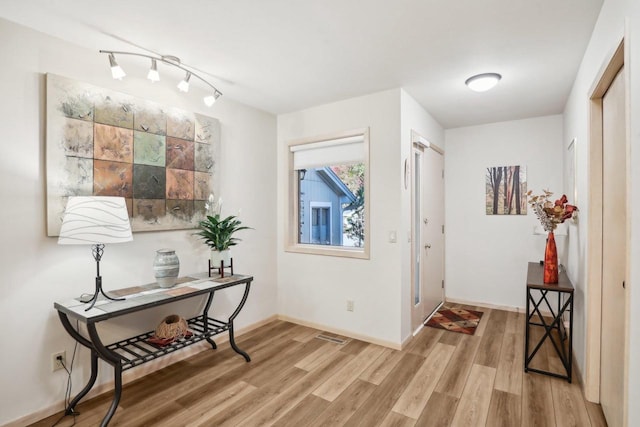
<box><xmin>0</xmin><ymin>0</ymin><xmax>603</xmax><ymax>128</ymax></box>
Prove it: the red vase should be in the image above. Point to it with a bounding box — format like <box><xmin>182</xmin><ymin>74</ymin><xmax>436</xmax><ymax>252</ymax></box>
<box><xmin>544</xmin><ymin>231</ymin><xmax>559</xmax><ymax>284</ymax></box>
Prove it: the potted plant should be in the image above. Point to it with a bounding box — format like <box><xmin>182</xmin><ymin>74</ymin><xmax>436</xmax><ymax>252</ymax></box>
<box><xmin>195</xmin><ymin>195</ymin><xmax>251</xmax><ymax>266</ymax></box>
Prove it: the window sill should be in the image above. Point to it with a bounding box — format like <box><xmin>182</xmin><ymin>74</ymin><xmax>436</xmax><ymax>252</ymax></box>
<box><xmin>285</xmin><ymin>243</ymin><xmax>369</xmax><ymax>259</ymax></box>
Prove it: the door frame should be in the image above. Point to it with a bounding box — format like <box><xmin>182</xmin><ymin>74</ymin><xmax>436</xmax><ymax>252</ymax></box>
<box><xmin>585</xmin><ymin>36</ymin><xmax>630</xmax><ymax>425</ymax></box>
<box><xmin>410</xmin><ymin>130</ymin><xmax>445</xmax><ymax>332</ymax></box>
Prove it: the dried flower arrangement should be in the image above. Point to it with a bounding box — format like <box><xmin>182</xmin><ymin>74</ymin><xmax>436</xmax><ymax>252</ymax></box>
<box><xmin>527</xmin><ymin>190</ymin><xmax>578</xmax><ymax>232</ymax></box>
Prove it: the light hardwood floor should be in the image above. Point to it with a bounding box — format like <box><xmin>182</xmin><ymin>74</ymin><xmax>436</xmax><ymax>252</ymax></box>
<box><xmin>33</xmin><ymin>307</ymin><xmax>607</xmax><ymax>426</ymax></box>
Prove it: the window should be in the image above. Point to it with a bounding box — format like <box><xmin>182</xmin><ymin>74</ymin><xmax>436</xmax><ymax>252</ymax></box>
<box><xmin>287</xmin><ymin>128</ymin><xmax>369</xmax><ymax>258</ymax></box>
<box><xmin>310</xmin><ymin>202</ymin><xmax>332</xmax><ymax>245</ymax></box>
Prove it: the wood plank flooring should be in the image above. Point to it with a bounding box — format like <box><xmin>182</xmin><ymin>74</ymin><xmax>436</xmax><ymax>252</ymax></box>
<box><xmin>32</xmin><ymin>308</ymin><xmax>606</xmax><ymax>427</ymax></box>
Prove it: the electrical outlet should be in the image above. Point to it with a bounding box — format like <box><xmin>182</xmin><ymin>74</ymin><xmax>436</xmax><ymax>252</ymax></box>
<box><xmin>52</xmin><ymin>351</ymin><xmax>66</xmax><ymax>372</ymax></box>
<box><xmin>346</xmin><ymin>300</ymin><xmax>354</xmax><ymax>312</ymax></box>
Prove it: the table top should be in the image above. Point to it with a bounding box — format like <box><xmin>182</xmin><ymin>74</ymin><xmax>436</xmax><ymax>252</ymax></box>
<box><xmin>54</xmin><ymin>273</ymin><xmax>253</xmax><ymax>323</ymax></box>
<box><xmin>526</xmin><ymin>262</ymin><xmax>573</xmax><ymax>292</ymax></box>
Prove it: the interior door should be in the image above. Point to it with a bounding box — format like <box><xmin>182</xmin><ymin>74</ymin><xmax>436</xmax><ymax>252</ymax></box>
<box><xmin>411</xmin><ymin>140</ymin><xmax>444</xmax><ymax>331</ymax></box>
<box><xmin>600</xmin><ymin>66</ymin><xmax>627</xmax><ymax>427</ymax></box>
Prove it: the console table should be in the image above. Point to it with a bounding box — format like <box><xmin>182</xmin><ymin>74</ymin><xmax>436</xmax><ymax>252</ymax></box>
<box><xmin>54</xmin><ymin>273</ymin><xmax>253</xmax><ymax>426</ymax></box>
<box><xmin>524</xmin><ymin>262</ymin><xmax>573</xmax><ymax>382</ymax></box>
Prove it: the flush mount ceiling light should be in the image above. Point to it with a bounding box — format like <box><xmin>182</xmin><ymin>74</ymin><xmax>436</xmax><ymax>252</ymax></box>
<box><xmin>100</xmin><ymin>50</ymin><xmax>222</xmax><ymax>107</ymax></box>
<box><xmin>465</xmin><ymin>73</ymin><xmax>502</xmax><ymax>92</ymax></box>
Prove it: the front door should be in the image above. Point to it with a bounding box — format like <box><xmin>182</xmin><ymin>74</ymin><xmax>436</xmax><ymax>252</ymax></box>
<box><xmin>411</xmin><ymin>138</ymin><xmax>445</xmax><ymax>332</ymax></box>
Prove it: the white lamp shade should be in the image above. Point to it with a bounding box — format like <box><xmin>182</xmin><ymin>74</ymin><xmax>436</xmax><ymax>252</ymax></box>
<box><xmin>58</xmin><ymin>196</ymin><xmax>133</xmax><ymax>245</ymax></box>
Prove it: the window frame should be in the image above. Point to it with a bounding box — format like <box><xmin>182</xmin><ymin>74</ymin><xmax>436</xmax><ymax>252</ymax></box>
<box><xmin>286</xmin><ymin>127</ymin><xmax>370</xmax><ymax>259</ymax></box>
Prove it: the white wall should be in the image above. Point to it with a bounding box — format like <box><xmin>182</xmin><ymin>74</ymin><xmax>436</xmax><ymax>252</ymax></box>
<box><xmin>277</xmin><ymin>89</ymin><xmax>404</xmax><ymax>346</ymax></box>
<box><xmin>399</xmin><ymin>90</ymin><xmax>445</xmax><ymax>340</ymax></box>
<box><xmin>444</xmin><ymin>115</ymin><xmax>564</xmax><ymax>308</ymax></box>
<box><xmin>563</xmin><ymin>0</ymin><xmax>640</xmax><ymax>422</ymax></box>
<box><xmin>0</xmin><ymin>18</ymin><xmax>277</xmax><ymax>425</ymax></box>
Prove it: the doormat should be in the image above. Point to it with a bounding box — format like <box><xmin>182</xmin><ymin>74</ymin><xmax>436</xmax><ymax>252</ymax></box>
<box><xmin>425</xmin><ymin>307</ymin><xmax>484</xmax><ymax>335</ymax></box>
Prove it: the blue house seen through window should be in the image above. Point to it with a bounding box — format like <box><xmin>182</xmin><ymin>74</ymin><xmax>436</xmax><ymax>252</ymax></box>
<box><xmin>298</xmin><ymin>167</ymin><xmax>359</xmax><ymax>247</ymax></box>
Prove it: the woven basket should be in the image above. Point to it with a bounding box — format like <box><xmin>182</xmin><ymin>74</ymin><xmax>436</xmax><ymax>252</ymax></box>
<box><xmin>155</xmin><ymin>314</ymin><xmax>189</xmax><ymax>339</ymax></box>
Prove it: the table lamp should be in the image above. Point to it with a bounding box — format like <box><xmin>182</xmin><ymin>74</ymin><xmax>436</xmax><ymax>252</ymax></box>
<box><xmin>58</xmin><ymin>196</ymin><xmax>133</xmax><ymax>310</ymax></box>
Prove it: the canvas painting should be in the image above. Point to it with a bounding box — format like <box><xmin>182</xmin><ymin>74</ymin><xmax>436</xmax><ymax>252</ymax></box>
<box><xmin>46</xmin><ymin>74</ymin><xmax>220</xmax><ymax>235</ymax></box>
<box><xmin>486</xmin><ymin>165</ymin><xmax>527</xmax><ymax>215</ymax></box>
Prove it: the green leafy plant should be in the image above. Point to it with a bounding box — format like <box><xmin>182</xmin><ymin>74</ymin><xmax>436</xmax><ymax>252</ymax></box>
<box><xmin>196</xmin><ymin>214</ymin><xmax>251</xmax><ymax>251</ymax></box>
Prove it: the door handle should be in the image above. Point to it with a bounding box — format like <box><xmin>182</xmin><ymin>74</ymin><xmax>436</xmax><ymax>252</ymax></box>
<box><xmin>425</xmin><ymin>244</ymin><xmax>431</xmax><ymax>249</ymax></box>
<box><xmin>423</xmin><ymin>218</ymin><xmax>428</xmax><ymax>225</ymax></box>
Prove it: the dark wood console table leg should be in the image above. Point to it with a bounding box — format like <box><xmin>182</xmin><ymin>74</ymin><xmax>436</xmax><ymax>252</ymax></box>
<box><xmin>524</xmin><ymin>292</ymin><xmax>531</xmax><ymax>374</ymax></box>
<box><xmin>87</xmin><ymin>323</ymin><xmax>125</xmax><ymax>426</ymax></box>
<box><xmin>228</xmin><ymin>282</ymin><xmax>252</xmax><ymax>362</ymax></box>
<box><xmin>101</xmin><ymin>364</ymin><xmax>122</xmax><ymax>427</ymax></box>
<box><xmin>66</xmin><ymin>351</ymin><xmax>99</xmax><ymax>415</ymax></box>
<box><xmin>58</xmin><ymin>312</ymin><xmax>100</xmax><ymax>415</ymax></box>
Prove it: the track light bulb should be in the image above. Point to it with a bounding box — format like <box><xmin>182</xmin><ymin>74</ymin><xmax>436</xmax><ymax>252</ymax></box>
<box><xmin>147</xmin><ymin>59</ymin><xmax>160</xmax><ymax>82</ymax></box>
<box><xmin>177</xmin><ymin>72</ymin><xmax>191</xmax><ymax>92</ymax></box>
<box><xmin>108</xmin><ymin>53</ymin><xmax>126</xmax><ymax>80</ymax></box>
<box><xmin>203</xmin><ymin>91</ymin><xmax>221</xmax><ymax>107</ymax></box>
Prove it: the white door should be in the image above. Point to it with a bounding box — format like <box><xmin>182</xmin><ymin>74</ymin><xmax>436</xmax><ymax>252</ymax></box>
<box><xmin>600</xmin><ymin>66</ymin><xmax>627</xmax><ymax>427</ymax></box>
<box><xmin>411</xmin><ymin>140</ymin><xmax>445</xmax><ymax>331</ymax></box>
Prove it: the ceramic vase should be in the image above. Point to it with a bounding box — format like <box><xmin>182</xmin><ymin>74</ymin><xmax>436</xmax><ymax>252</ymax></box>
<box><xmin>154</xmin><ymin>249</ymin><xmax>180</xmax><ymax>288</ymax></box>
<box><xmin>543</xmin><ymin>232</ymin><xmax>558</xmax><ymax>284</ymax></box>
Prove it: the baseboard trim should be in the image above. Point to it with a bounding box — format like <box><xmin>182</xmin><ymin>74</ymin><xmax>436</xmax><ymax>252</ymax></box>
<box><xmin>6</xmin><ymin>315</ymin><xmax>278</xmax><ymax>427</ymax></box>
<box><xmin>445</xmin><ymin>297</ymin><xmax>523</xmax><ymax>313</ymax></box>
<box><xmin>572</xmin><ymin>352</ymin><xmax>585</xmax><ymax>388</ymax></box>
<box><xmin>277</xmin><ymin>315</ymin><xmax>402</xmax><ymax>350</ymax></box>
<box><xmin>446</xmin><ymin>295</ymin><xmax>570</xmax><ymax>320</ymax></box>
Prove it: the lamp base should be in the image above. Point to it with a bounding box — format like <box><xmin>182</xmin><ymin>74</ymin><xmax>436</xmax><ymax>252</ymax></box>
<box><xmin>82</xmin><ymin>276</ymin><xmax>124</xmax><ymax>311</ymax></box>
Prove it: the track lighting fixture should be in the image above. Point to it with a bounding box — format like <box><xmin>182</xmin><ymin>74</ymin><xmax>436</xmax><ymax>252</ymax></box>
<box><xmin>147</xmin><ymin>59</ymin><xmax>160</xmax><ymax>82</ymax></box>
<box><xmin>177</xmin><ymin>71</ymin><xmax>191</xmax><ymax>93</ymax></box>
<box><xmin>108</xmin><ymin>53</ymin><xmax>126</xmax><ymax>80</ymax></box>
<box><xmin>100</xmin><ymin>50</ymin><xmax>223</xmax><ymax>106</ymax></box>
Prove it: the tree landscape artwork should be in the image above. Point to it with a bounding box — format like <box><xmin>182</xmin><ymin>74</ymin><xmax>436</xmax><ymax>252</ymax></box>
<box><xmin>485</xmin><ymin>165</ymin><xmax>527</xmax><ymax>215</ymax></box>
<box><xmin>46</xmin><ymin>74</ymin><xmax>220</xmax><ymax>236</ymax></box>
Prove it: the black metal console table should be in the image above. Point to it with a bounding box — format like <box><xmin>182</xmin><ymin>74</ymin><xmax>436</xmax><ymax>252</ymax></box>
<box><xmin>54</xmin><ymin>273</ymin><xmax>253</xmax><ymax>426</ymax></box>
<box><xmin>524</xmin><ymin>262</ymin><xmax>573</xmax><ymax>382</ymax></box>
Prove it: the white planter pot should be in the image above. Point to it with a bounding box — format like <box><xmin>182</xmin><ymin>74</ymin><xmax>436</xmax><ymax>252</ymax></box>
<box><xmin>210</xmin><ymin>249</ymin><xmax>230</xmax><ymax>267</ymax></box>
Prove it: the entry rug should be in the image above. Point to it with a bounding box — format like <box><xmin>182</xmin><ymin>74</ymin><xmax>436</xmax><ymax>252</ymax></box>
<box><xmin>425</xmin><ymin>307</ymin><xmax>484</xmax><ymax>335</ymax></box>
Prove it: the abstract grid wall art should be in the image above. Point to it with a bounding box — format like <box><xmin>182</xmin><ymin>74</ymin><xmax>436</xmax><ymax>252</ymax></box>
<box><xmin>46</xmin><ymin>74</ymin><xmax>220</xmax><ymax>235</ymax></box>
